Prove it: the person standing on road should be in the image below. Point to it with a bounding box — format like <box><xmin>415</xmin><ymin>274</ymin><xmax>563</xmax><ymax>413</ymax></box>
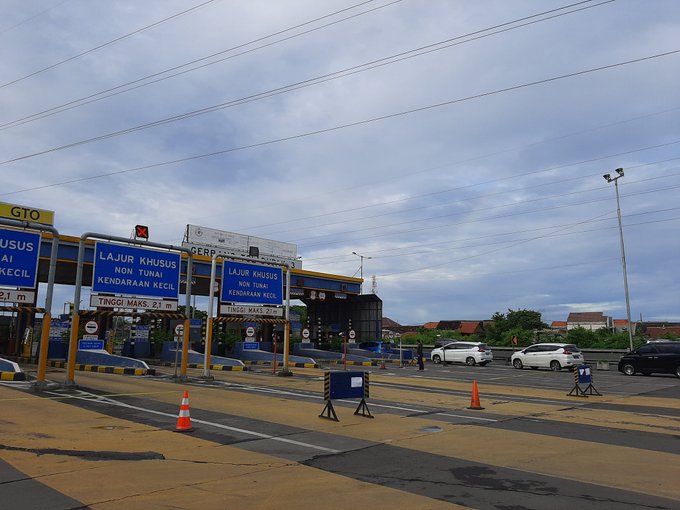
<box><xmin>417</xmin><ymin>340</ymin><xmax>424</xmax><ymax>370</ymax></box>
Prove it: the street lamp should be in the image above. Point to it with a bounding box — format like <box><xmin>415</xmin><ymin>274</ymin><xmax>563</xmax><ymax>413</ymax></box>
<box><xmin>603</xmin><ymin>168</ymin><xmax>634</xmax><ymax>351</ymax></box>
<box><xmin>352</xmin><ymin>251</ymin><xmax>372</xmax><ymax>293</ymax></box>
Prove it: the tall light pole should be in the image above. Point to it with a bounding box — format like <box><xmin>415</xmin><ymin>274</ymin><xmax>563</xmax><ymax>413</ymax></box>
<box><xmin>603</xmin><ymin>168</ymin><xmax>634</xmax><ymax>351</ymax></box>
<box><xmin>352</xmin><ymin>251</ymin><xmax>371</xmax><ymax>294</ymax></box>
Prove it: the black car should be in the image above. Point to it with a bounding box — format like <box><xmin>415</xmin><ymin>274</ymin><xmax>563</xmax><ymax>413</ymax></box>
<box><xmin>618</xmin><ymin>341</ymin><xmax>680</xmax><ymax>377</ymax></box>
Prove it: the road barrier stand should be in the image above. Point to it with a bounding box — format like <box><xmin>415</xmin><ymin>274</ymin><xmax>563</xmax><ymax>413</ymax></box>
<box><xmin>174</xmin><ymin>390</ymin><xmax>194</xmax><ymax>432</ymax></box>
<box><xmin>319</xmin><ymin>371</ymin><xmax>373</xmax><ymax>422</ymax></box>
<box><xmin>467</xmin><ymin>380</ymin><xmax>484</xmax><ymax>410</ymax></box>
<box><xmin>567</xmin><ymin>364</ymin><xmax>602</xmax><ymax>397</ymax></box>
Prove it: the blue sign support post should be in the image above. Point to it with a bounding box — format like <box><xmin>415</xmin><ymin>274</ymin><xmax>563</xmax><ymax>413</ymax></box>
<box><xmin>0</xmin><ymin>220</ymin><xmax>60</xmax><ymax>391</ymax></box>
<box><xmin>67</xmin><ymin>232</ymin><xmax>193</xmax><ymax>387</ymax></box>
<box><xmin>201</xmin><ymin>255</ymin><xmax>291</xmax><ymax>379</ymax></box>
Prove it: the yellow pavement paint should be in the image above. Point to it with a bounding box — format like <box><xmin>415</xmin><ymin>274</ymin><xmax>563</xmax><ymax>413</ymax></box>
<box><xmin>0</xmin><ymin>385</ymin><xmax>461</xmax><ymax>510</ymax></box>
<box><xmin>11</xmin><ymin>371</ymin><xmax>679</xmax><ymax>503</ymax></box>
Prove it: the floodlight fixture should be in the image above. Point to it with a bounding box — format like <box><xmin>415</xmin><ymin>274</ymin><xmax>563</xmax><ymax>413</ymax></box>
<box><xmin>603</xmin><ymin>168</ymin><xmax>633</xmax><ymax>351</ymax></box>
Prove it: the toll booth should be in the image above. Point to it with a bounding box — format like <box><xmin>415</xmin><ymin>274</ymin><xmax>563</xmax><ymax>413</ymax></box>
<box><xmin>18</xmin><ymin>233</ymin><xmax>381</xmax><ymax>350</ymax></box>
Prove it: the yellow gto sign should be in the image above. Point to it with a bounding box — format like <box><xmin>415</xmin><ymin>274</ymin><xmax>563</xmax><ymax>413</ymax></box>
<box><xmin>0</xmin><ymin>202</ymin><xmax>54</xmax><ymax>226</ymax></box>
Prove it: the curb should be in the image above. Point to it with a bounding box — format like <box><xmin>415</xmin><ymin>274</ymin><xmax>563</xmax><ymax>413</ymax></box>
<box><xmin>0</xmin><ymin>371</ymin><xmax>27</xmax><ymax>381</ymax></box>
<box><xmin>46</xmin><ymin>360</ymin><xmax>155</xmax><ymax>376</ymax></box>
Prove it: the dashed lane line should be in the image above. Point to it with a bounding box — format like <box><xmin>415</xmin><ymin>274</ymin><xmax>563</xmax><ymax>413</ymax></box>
<box><xmin>45</xmin><ymin>389</ymin><xmax>340</xmax><ymax>454</ymax></box>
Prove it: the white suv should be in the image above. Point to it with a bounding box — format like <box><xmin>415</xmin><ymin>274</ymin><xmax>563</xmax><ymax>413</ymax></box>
<box><xmin>511</xmin><ymin>343</ymin><xmax>584</xmax><ymax>371</ymax></box>
<box><xmin>430</xmin><ymin>341</ymin><xmax>493</xmax><ymax>366</ymax></box>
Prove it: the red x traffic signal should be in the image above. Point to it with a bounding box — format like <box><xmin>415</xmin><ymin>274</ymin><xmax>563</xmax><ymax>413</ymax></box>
<box><xmin>135</xmin><ymin>225</ymin><xmax>149</xmax><ymax>239</ymax></box>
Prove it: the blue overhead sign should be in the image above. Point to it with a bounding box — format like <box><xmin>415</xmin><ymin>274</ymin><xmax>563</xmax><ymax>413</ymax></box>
<box><xmin>221</xmin><ymin>261</ymin><xmax>283</xmax><ymax>305</ymax></box>
<box><xmin>92</xmin><ymin>242</ymin><xmax>180</xmax><ymax>299</ymax></box>
<box><xmin>0</xmin><ymin>228</ymin><xmax>41</xmax><ymax>288</ymax></box>
<box><xmin>79</xmin><ymin>339</ymin><xmax>105</xmax><ymax>350</ymax></box>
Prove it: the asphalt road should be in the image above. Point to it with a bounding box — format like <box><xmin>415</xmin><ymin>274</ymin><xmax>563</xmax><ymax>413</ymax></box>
<box><xmin>1</xmin><ymin>361</ymin><xmax>678</xmax><ymax>509</ymax></box>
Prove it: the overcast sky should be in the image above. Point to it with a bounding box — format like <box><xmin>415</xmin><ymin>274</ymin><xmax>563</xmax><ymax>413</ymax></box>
<box><xmin>2</xmin><ymin>0</ymin><xmax>679</xmax><ymax>325</ymax></box>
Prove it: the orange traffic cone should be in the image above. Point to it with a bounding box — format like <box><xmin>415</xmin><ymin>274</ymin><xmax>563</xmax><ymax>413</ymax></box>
<box><xmin>467</xmin><ymin>380</ymin><xmax>484</xmax><ymax>410</ymax></box>
<box><xmin>174</xmin><ymin>390</ymin><xmax>193</xmax><ymax>432</ymax></box>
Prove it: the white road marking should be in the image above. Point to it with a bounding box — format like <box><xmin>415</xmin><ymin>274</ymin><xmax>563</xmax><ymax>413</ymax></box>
<box><xmin>46</xmin><ymin>390</ymin><xmax>340</xmax><ymax>454</ymax></box>
<box><xmin>437</xmin><ymin>413</ymin><xmax>498</xmax><ymax>422</ymax></box>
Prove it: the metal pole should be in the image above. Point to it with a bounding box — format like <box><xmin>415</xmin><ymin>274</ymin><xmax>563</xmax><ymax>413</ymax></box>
<box><xmin>66</xmin><ymin>232</ymin><xmax>193</xmax><ymax>387</ymax></box>
<box><xmin>343</xmin><ymin>332</ymin><xmax>347</xmax><ymax>371</ymax></box>
<box><xmin>399</xmin><ymin>336</ymin><xmax>403</xmax><ymax>368</ymax></box>
<box><xmin>35</xmin><ymin>229</ymin><xmax>59</xmax><ymax>388</ymax></box>
<box><xmin>0</xmin><ymin>219</ymin><xmax>61</xmax><ymax>391</ymax></box>
<box><xmin>278</xmin><ymin>264</ymin><xmax>292</xmax><ymax>376</ymax></box>
<box><xmin>181</xmin><ymin>255</ymin><xmax>193</xmax><ymax>381</ymax></box>
<box><xmin>352</xmin><ymin>252</ymin><xmax>371</xmax><ymax>294</ymax></box>
<box><xmin>202</xmin><ymin>256</ymin><xmax>217</xmax><ymax>378</ymax></box>
<box><xmin>613</xmin><ymin>179</ymin><xmax>634</xmax><ymax>352</ymax></box>
<box><xmin>65</xmin><ymin>237</ymin><xmax>86</xmax><ymax>387</ymax></box>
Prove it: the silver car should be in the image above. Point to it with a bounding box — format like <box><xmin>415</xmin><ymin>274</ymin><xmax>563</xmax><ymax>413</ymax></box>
<box><xmin>430</xmin><ymin>341</ymin><xmax>493</xmax><ymax>366</ymax></box>
<box><xmin>511</xmin><ymin>343</ymin><xmax>584</xmax><ymax>371</ymax></box>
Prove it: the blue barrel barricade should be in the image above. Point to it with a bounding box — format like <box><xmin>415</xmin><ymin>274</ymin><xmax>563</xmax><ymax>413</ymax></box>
<box><xmin>319</xmin><ymin>371</ymin><xmax>373</xmax><ymax>422</ymax></box>
<box><xmin>567</xmin><ymin>364</ymin><xmax>602</xmax><ymax>397</ymax></box>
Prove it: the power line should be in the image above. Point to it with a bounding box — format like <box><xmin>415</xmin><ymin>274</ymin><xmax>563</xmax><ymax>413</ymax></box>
<box><xmin>264</xmin><ymin>168</ymin><xmax>680</xmax><ymax>239</ymax></box>
<box><xmin>2</xmin><ymin>47</ymin><xmax>677</xmax><ymax>182</ymax></box>
<box><xmin>0</xmin><ymin>0</ymin><xmax>219</xmax><ymax>90</ymax></box>
<box><xmin>305</xmin><ymin>205</ymin><xmax>680</xmax><ymax>264</ymax></box>
<box><xmin>296</xmin><ymin>181</ymin><xmax>680</xmax><ymax>248</ymax></box>
<box><xmin>231</xmin><ymin>106</ymin><xmax>680</xmax><ymax>229</ymax></box>
<box><xmin>377</xmin><ymin>210</ymin><xmax>679</xmax><ymax>278</ymax></box>
<box><xmin>0</xmin><ymin>0</ymin><xmax>614</xmax><ymax>147</ymax></box>
<box><xmin>0</xmin><ymin>0</ymin><xmax>394</xmax><ymax>130</ymax></box>
<box><xmin>0</xmin><ymin>0</ymin><xmax>71</xmax><ymax>35</ymax></box>
<box><xmin>144</xmin><ymin>113</ymin><xmax>680</xmax><ymax>244</ymax></box>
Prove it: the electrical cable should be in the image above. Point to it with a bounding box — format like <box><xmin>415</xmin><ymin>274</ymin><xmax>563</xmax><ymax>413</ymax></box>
<box><xmin>0</xmin><ymin>0</ymin><xmax>396</xmax><ymax>130</ymax></box>
<box><xmin>2</xmin><ymin>48</ymin><xmax>677</xmax><ymax>181</ymax></box>
<box><xmin>0</xmin><ymin>0</ymin><xmax>220</xmax><ymax>90</ymax></box>
<box><xmin>0</xmin><ymin>0</ymin><xmax>613</xmax><ymax>148</ymax></box>
<box><xmin>295</xmin><ymin>181</ymin><xmax>680</xmax><ymax>248</ymax></box>
<box><xmin>260</xmin><ymin>168</ymin><xmax>680</xmax><ymax>238</ymax></box>
<box><xmin>0</xmin><ymin>0</ymin><xmax>71</xmax><ymax>35</ymax></box>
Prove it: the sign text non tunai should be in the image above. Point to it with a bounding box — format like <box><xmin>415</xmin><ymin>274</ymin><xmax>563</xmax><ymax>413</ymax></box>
<box><xmin>221</xmin><ymin>260</ymin><xmax>283</xmax><ymax>306</ymax></box>
<box><xmin>92</xmin><ymin>242</ymin><xmax>181</xmax><ymax>299</ymax></box>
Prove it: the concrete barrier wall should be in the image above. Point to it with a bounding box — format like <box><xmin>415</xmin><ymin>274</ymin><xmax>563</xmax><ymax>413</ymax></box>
<box><xmin>0</xmin><ymin>357</ymin><xmax>21</xmax><ymax>372</ymax></box>
<box><xmin>76</xmin><ymin>350</ymin><xmax>149</xmax><ymax>369</ymax></box>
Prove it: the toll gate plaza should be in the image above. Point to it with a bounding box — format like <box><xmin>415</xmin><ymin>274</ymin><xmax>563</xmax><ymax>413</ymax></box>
<box><xmin>1</xmin><ymin>211</ymin><xmax>679</xmax><ymax>509</ymax></box>
<box><xmin>1</xmin><ymin>361</ymin><xmax>679</xmax><ymax>509</ymax></box>
<box><xmin>0</xmin><ymin>229</ymin><xmax>381</xmax><ymax>376</ymax></box>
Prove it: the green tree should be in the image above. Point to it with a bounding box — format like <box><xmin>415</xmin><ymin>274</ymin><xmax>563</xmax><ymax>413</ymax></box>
<box><xmin>505</xmin><ymin>309</ymin><xmax>547</xmax><ymax>331</ymax></box>
<box><xmin>566</xmin><ymin>327</ymin><xmax>598</xmax><ymax>348</ymax></box>
<box><xmin>486</xmin><ymin>309</ymin><xmax>547</xmax><ymax>346</ymax></box>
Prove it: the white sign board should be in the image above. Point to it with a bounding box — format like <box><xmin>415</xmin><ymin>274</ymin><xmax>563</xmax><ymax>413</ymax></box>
<box><xmin>84</xmin><ymin>320</ymin><xmax>99</xmax><ymax>335</ymax></box>
<box><xmin>174</xmin><ymin>324</ymin><xmax>184</xmax><ymax>337</ymax></box>
<box><xmin>0</xmin><ymin>288</ymin><xmax>35</xmax><ymax>304</ymax></box>
<box><xmin>182</xmin><ymin>241</ymin><xmax>301</xmax><ymax>268</ymax></box>
<box><xmin>185</xmin><ymin>224</ymin><xmax>297</xmax><ymax>258</ymax></box>
<box><xmin>90</xmin><ymin>294</ymin><xmax>178</xmax><ymax>311</ymax></box>
<box><xmin>220</xmin><ymin>304</ymin><xmax>283</xmax><ymax>317</ymax></box>
<box><xmin>302</xmin><ymin>328</ymin><xmax>310</xmax><ymax>339</ymax></box>
<box><xmin>245</xmin><ymin>326</ymin><xmax>255</xmax><ymax>338</ymax></box>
